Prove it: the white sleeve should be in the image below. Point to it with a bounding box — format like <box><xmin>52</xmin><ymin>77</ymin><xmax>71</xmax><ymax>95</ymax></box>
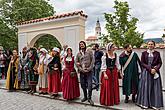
<box><xmin>101</xmin><ymin>54</ymin><xmax>107</xmax><ymax>72</ymax></box>
<box><xmin>115</xmin><ymin>54</ymin><xmax>121</xmax><ymax>70</ymax></box>
<box><xmin>61</xmin><ymin>57</ymin><xmax>65</xmax><ymax>70</ymax></box>
<box><xmin>46</xmin><ymin>54</ymin><xmax>53</xmax><ymax>65</ymax></box>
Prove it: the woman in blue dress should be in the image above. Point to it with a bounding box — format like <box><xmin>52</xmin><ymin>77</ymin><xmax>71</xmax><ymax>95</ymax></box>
<box><xmin>137</xmin><ymin>40</ymin><xmax>164</xmax><ymax>109</ymax></box>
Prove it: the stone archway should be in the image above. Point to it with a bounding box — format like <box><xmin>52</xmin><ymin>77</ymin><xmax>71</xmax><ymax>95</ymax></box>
<box><xmin>29</xmin><ymin>33</ymin><xmax>61</xmax><ymax>47</ymax></box>
<box><xmin>17</xmin><ymin>11</ymin><xmax>87</xmax><ymax>55</ymax></box>
<box><xmin>33</xmin><ymin>34</ymin><xmax>61</xmax><ymax>50</ymax></box>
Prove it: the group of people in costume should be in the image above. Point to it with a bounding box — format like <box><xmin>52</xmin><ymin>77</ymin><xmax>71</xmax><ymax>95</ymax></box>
<box><xmin>4</xmin><ymin>40</ymin><xmax>163</xmax><ymax>109</ymax></box>
<box><xmin>99</xmin><ymin>40</ymin><xmax>163</xmax><ymax>109</ymax></box>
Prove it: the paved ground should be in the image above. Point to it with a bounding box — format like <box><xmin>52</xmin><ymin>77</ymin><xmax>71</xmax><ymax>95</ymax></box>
<box><xmin>0</xmin><ymin>80</ymin><xmax>164</xmax><ymax>110</ymax></box>
<box><xmin>0</xmin><ymin>89</ymin><xmax>108</xmax><ymax>110</ymax></box>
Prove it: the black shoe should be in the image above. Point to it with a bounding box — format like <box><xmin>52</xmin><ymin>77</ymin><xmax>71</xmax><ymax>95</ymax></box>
<box><xmin>27</xmin><ymin>90</ymin><xmax>32</xmax><ymax>94</ymax></box>
<box><xmin>42</xmin><ymin>92</ymin><xmax>48</xmax><ymax>95</ymax></box>
<box><xmin>81</xmin><ymin>97</ymin><xmax>87</xmax><ymax>102</ymax></box>
<box><xmin>54</xmin><ymin>94</ymin><xmax>58</xmax><ymax>97</ymax></box>
<box><xmin>8</xmin><ymin>90</ymin><xmax>13</xmax><ymax>92</ymax></box>
<box><xmin>132</xmin><ymin>95</ymin><xmax>136</xmax><ymax>103</ymax></box>
<box><xmin>124</xmin><ymin>96</ymin><xmax>129</xmax><ymax>103</ymax></box>
<box><xmin>88</xmin><ymin>99</ymin><xmax>94</xmax><ymax>105</ymax></box>
<box><xmin>67</xmin><ymin>99</ymin><xmax>73</xmax><ymax>103</ymax></box>
<box><xmin>39</xmin><ymin>92</ymin><xmax>43</xmax><ymax>95</ymax></box>
<box><xmin>124</xmin><ymin>99</ymin><xmax>128</xmax><ymax>103</ymax></box>
<box><xmin>30</xmin><ymin>91</ymin><xmax>35</xmax><ymax>95</ymax></box>
<box><xmin>92</xmin><ymin>85</ymin><xmax>99</xmax><ymax>91</ymax></box>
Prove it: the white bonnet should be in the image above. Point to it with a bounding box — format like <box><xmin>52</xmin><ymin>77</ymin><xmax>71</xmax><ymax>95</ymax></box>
<box><xmin>52</xmin><ymin>47</ymin><xmax>60</xmax><ymax>52</ymax></box>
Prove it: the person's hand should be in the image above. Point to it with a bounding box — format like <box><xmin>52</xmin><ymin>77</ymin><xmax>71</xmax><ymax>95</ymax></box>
<box><xmin>54</xmin><ymin>68</ymin><xmax>58</xmax><ymax>70</ymax></box>
<box><xmin>104</xmin><ymin>72</ymin><xmax>108</xmax><ymax>80</ymax></box>
<box><xmin>118</xmin><ymin>71</ymin><xmax>123</xmax><ymax>79</ymax></box>
<box><xmin>83</xmin><ymin>68</ymin><xmax>89</xmax><ymax>73</ymax></box>
<box><xmin>34</xmin><ymin>71</ymin><xmax>37</xmax><ymax>74</ymax></box>
<box><xmin>84</xmin><ymin>68</ymin><xmax>91</xmax><ymax>73</ymax></box>
<box><xmin>76</xmin><ymin>62</ymin><xmax>80</xmax><ymax>66</ymax></box>
<box><xmin>151</xmin><ymin>69</ymin><xmax>156</xmax><ymax>74</ymax></box>
<box><xmin>20</xmin><ymin>65</ymin><xmax>22</xmax><ymax>69</ymax></box>
<box><xmin>47</xmin><ymin>68</ymin><xmax>50</xmax><ymax>72</ymax></box>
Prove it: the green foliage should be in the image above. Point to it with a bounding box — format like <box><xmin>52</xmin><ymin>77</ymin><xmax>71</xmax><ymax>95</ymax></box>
<box><xmin>101</xmin><ymin>0</ymin><xmax>143</xmax><ymax>48</ymax></box>
<box><xmin>34</xmin><ymin>35</ymin><xmax>61</xmax><ymax>50</ymax></box>
<box><xmin>0</xmin><ymin>18</ymin><xmax>17</xmax><ymax>49</ymax></box>
<box><xmin>0</xmin><ymin>0</ymin><xmax>55</xmax><ymax>49</ymax></box>
<box><xmin>162</xmin><ymin>34</ymin><xmax>165</xmax><ymax>38</ymax></box>
<box><xmin>99</xmin><ymin>34</ymin><xmax>112</xmax><ymax>47</ymax></box>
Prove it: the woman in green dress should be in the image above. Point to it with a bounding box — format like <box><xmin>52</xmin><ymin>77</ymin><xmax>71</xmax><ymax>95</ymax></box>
<box><xmin>25</xmin><ymin>48</ymin><xmax>39</xmax><ymax>94</ymax></box>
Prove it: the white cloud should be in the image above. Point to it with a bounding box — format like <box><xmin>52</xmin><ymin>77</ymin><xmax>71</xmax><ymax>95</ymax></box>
<box><xmin>49</xmin><ymin>0</ymin><xmax>165</xmax><ymax>39</ymax></box>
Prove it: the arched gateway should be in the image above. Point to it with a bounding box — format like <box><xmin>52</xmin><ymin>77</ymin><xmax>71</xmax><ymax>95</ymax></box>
<box><xmin>17</xmin><ymin>11</ymin><xmax>87</xmax><ymax>55</ymax></box>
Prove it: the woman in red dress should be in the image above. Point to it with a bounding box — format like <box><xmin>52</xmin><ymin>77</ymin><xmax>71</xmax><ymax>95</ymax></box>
<box><xmin>100</xmin><ymin>43</ymin><xmax>121</xmax><ymax>106</ymax></box>
<box><xmin>62</xmin><ymin>47</ymin><xmax>80</xmax><ymax>100</ymax></box>
<box><xmin>47</xmin><ymin>47</ymin><xmax>62</xmax><ymax>97</ymax></box>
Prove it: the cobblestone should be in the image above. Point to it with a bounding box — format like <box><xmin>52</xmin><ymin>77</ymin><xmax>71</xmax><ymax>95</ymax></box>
<box><xmin>0</xmin><ymin>80</ymin><xmax>164</xmax><ymax>110</ymax></box>
<box><xmin>0</xmin><ymin>89</ymin><xmax>107</xmax><ymax>110</ymax></box>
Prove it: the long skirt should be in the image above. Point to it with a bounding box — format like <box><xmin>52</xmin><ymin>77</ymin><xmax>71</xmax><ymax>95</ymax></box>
<box><xmin>28</xmin><ymin>70</ymin><xmax>38</xmax><ymax>86</ymax></box>
<box><xmin>100</xmin><ymin>67</ymin><xmax>120</xmax><ymax>106</ymax></box>
<box><xmin>62</xmin><ymin>68</ymin><xmax>80</xmax><ymax>100</ymax></box>
<box><xmin>38</xmin><ymin>66</ymin><xmax>48</xmax><ymax>92</ymax></box>
<box><xmin>48</xmin><ymin>70</ymin><xmax>62</xmax><ymax>94</ymax></box>
<box><xmin>136</xmin><ymin>69</ymin><xmax>164</xmax><ymax>109</ymax></box>
<box><xmin>19</xmin><ymin>68</ymin><xmax>29</xmax><ymax>90</ymax></box>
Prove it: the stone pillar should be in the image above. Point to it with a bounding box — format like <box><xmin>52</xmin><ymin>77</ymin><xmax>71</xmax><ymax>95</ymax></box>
<box><xmin>64</xmin><ymin>25</ymin><xmax>85</xmax><ymax>56</ymax></box>
<box><xmin>18</xmin><ymin>33</ymin><xmax>27</xmax><ymax>54</ymax></box>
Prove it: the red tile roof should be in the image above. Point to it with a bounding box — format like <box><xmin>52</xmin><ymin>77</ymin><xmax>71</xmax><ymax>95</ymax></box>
<box><xmin>17</xmin><ymin>10</ymin><xmax>87</xmax><ymax>26</ymax></box>
<box><xmin>86</xmin><ymin>36</ymin><xmax>98</xmax><ymax>41</ymax></box>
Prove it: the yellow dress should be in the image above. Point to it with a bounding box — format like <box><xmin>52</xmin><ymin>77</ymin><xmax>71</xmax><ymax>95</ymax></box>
<box><xmin>6</xmin><ymin>57</ymin><xmax>19</xmax><ymax>90</ymax></box>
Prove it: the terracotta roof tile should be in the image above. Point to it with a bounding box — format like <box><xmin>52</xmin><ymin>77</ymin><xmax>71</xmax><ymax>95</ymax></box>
<box><xmin>17</xmin><ymin>10</ymin><xmax>87</xmax><ymax>26</ymax></box>
<box><xmin>86</xmin><ymin>36</ymin><xmax>98</xmax><ymax>41</ymax></box>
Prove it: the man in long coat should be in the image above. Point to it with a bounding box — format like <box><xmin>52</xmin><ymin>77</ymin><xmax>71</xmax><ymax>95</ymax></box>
<box><xmin>119</xmin><ymin>44</ymin><xmax>141</xmax><ymax>103</ymax></box>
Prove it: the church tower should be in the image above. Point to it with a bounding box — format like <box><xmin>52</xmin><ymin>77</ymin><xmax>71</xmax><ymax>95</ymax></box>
<box><xmin>95</xmin><ymin>19</ymin><xmax>101</xmax><ymax>38</ymax></box>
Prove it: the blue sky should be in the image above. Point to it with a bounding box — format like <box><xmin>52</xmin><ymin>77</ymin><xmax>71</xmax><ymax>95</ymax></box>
<box><xmin>48</xmin><ymin>0</ymin><xmax>165</xmax><ymax>39</ymax></box>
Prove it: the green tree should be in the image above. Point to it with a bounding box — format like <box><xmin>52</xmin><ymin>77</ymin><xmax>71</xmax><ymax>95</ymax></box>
<box><xmin>99</xmin><ymin>34</ymin><xmax>112</xmax><ymax>47</ymax></box>
<box><xmin>34</xmin><ymin>34</ymin><xmax>61</xmax><ymax>50</ymax></box>
<box><xmin>0</xmin><ymin>18</ymin><xmax>17</xmax><ymax>49</ymax></box>
<box><xmin>0</xmin><ymin>0</ymin><xmax>55</xmax><ymax>49</ymax></box>
<box><xmin>101</xmin><ymin>0</ymin><xmax>143</xmax><ymax>48</ymax></box>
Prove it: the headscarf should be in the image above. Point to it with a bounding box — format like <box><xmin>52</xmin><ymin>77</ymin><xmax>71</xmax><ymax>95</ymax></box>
<box><xmin>66</xmin><ymin>47</ymin><xmax>73</xmax><ymax>58</ymax></box>
<box><xmin>40</xmin><ymin>48</ymin><xmax>48</xmax><ymax>53</ymax></box>
<box><xmin>106</xmin><ymin>42</ymin><xmax>114</xmax><ymax>51</ymax></box>
<box><xmin>52</xmin><ymin>47</ymin><xmax>60</xmax><ymax>53</ymax></box>
<box><xmin>66</xmin><ymin>47</ymin><xmax>72</xmax><ymax>52</ymax></box>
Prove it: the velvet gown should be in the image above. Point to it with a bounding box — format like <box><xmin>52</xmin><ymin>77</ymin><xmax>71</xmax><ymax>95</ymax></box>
<box><xmin>62</xmin><ymin>56</ymin><xmax>80</xmax><ymax>100</ymax></box>
<box><xmin>137</xmin><ymin>50</ymin><xmax>164</xmax><ymax>109</ymax></box>
<box><xmin>48</xmin><ymin>55</ymin><xmax>62</xmax><ymax>94</ymax></box>
<box><xmin>100</xmin><ymin>53</ymin><xmax>120</xmax><ymax>106</ymax></box>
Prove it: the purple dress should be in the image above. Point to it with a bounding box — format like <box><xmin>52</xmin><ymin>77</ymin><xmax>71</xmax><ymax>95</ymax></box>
<box><xmin>137</xmin><ymin>51</ymin><xmax>163</xmax><ymax>109</ymax></box>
